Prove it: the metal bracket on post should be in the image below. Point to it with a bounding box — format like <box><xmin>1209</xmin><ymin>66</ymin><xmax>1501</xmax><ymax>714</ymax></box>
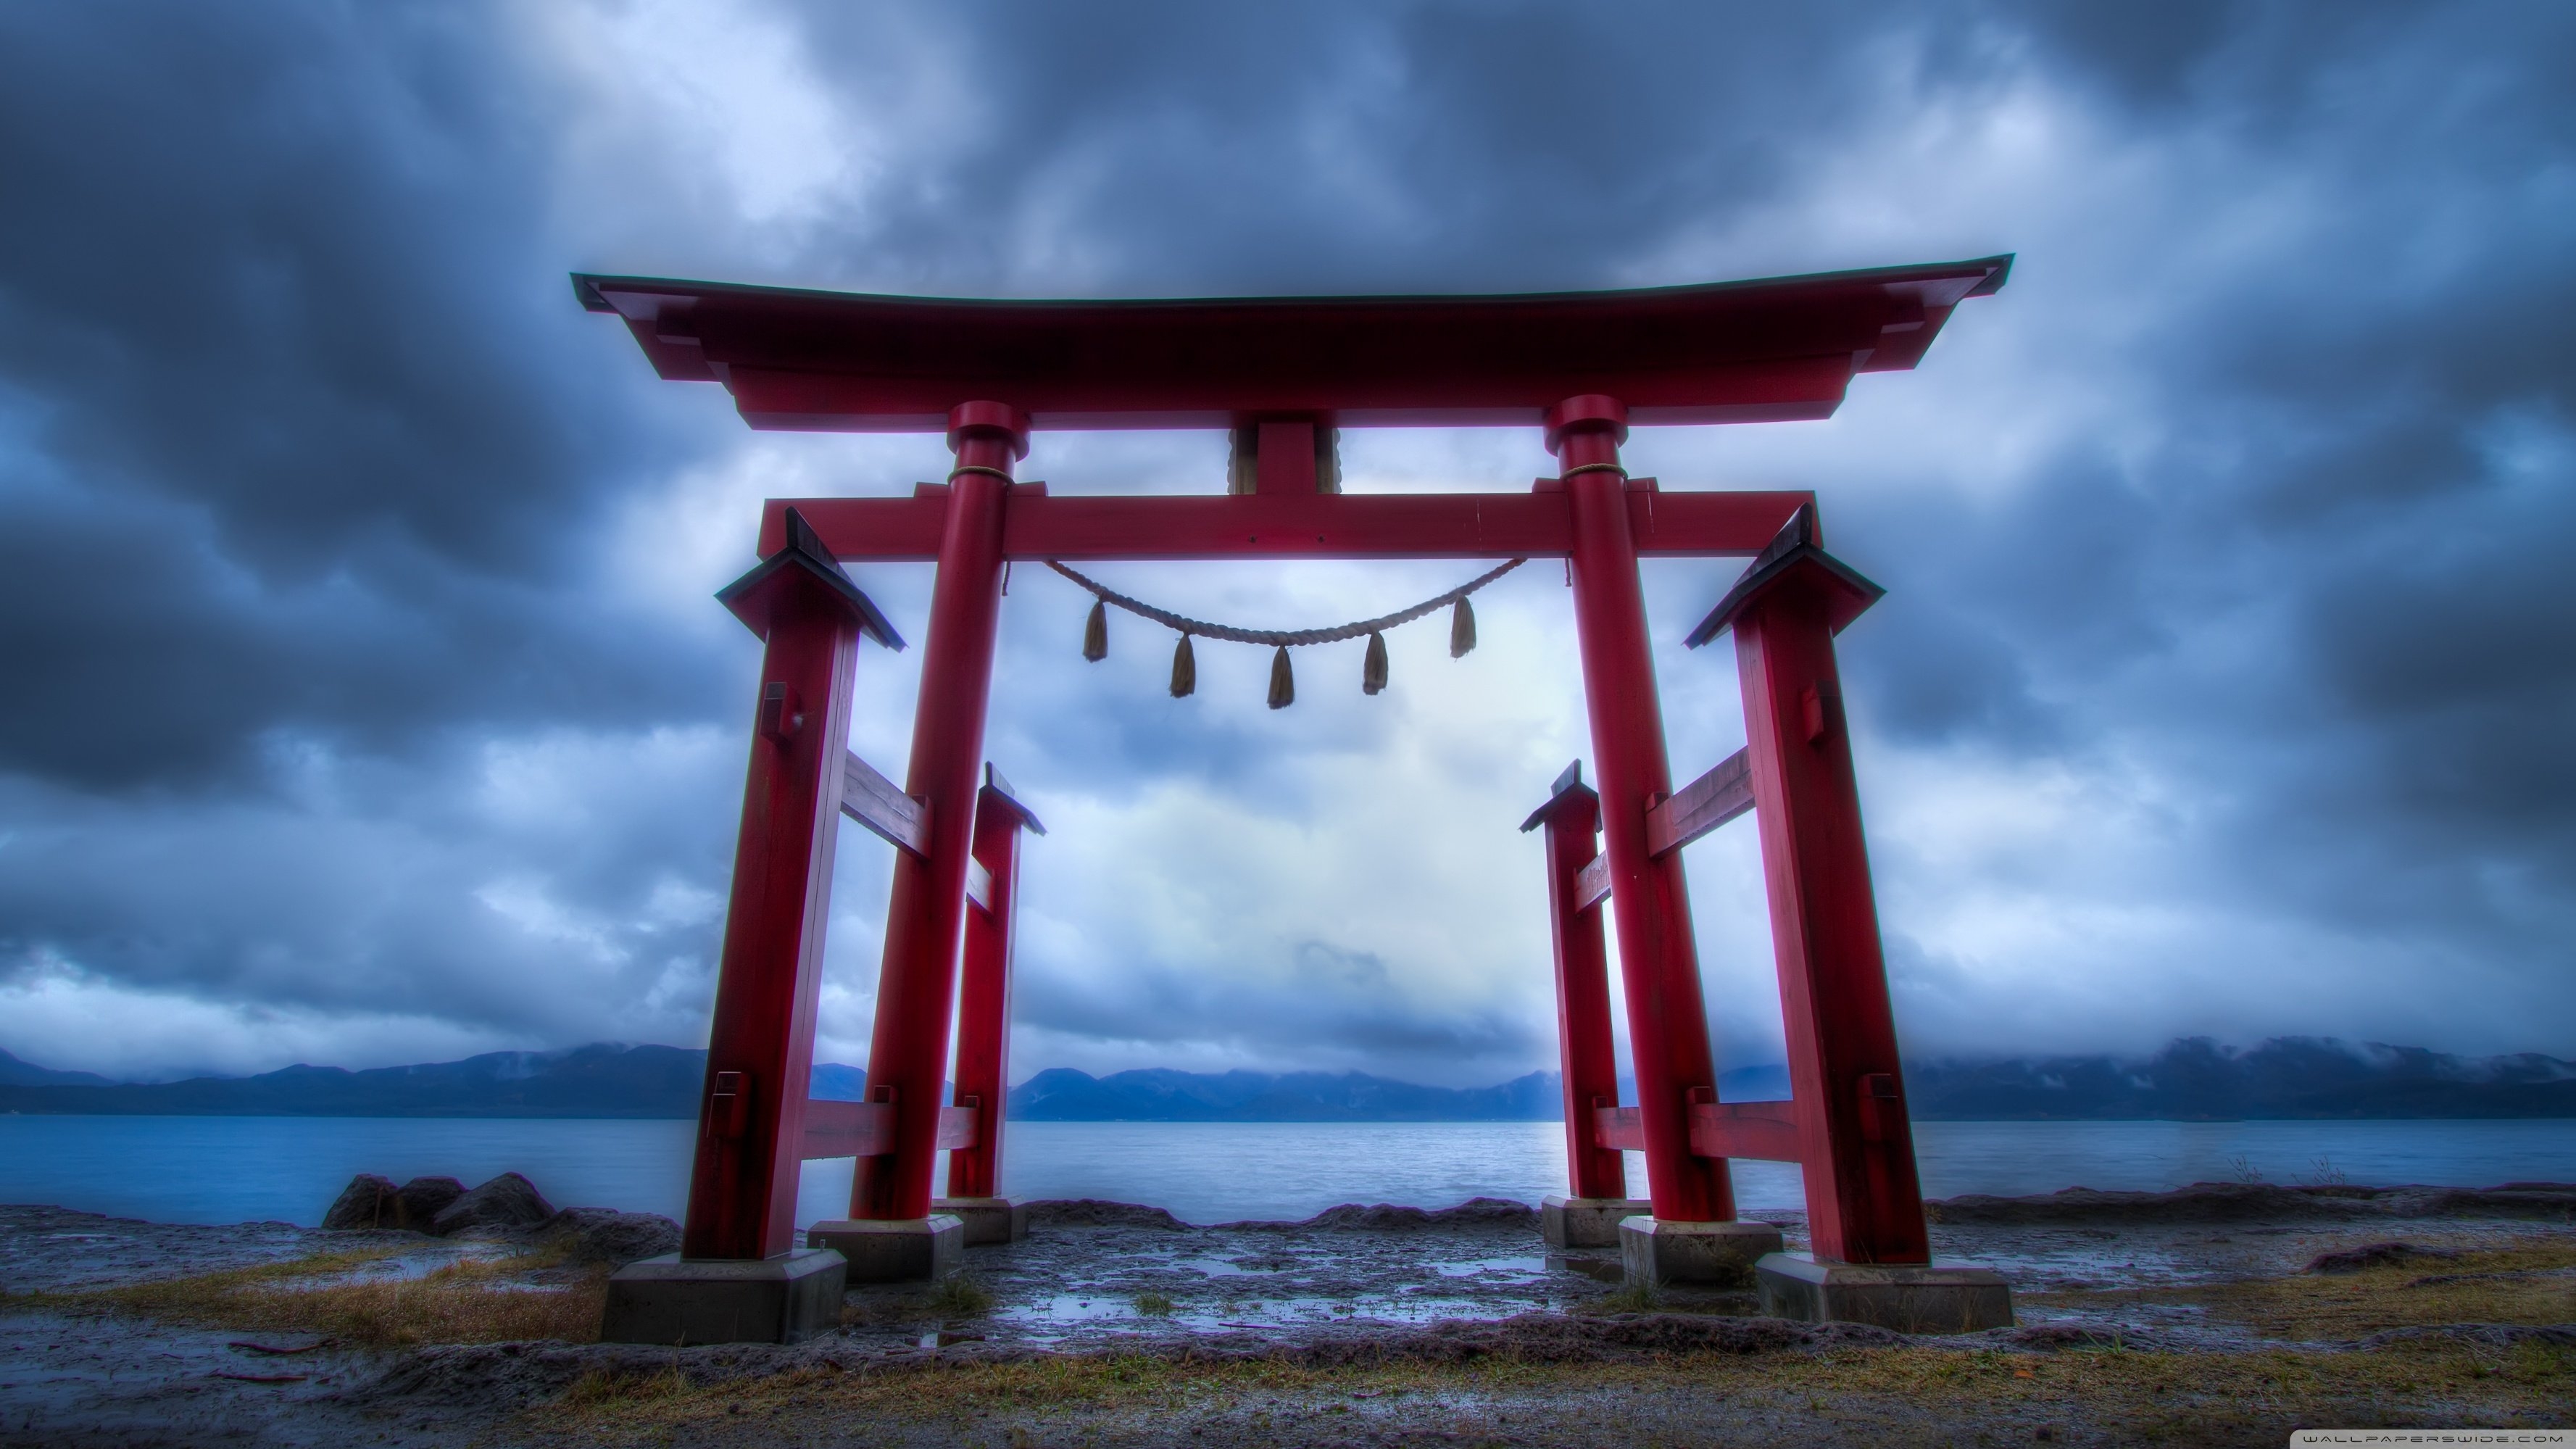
<box><xmin>759</xmin><ymin>684</ymin><xmax>802</xmax><ymax>742</ymax></box>
<box><xmin>707</xmin><ymin>1071</ymin><xmax>752</xmax><ymax>1140</ymax></box>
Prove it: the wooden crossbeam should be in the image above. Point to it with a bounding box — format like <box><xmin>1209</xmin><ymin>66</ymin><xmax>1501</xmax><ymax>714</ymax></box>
<box><xmin>763</xmin><ymin>488</ymin><xmax>1812</xmax><ymax>562</ymax></box>
<box><xmin>965</xmin><ymin>858</ymin><xmax>994</xmax><ymax>913</ymax></box>
<box><xmin>839</xmin><ymin>750</ymin><xmax>927</xmax><ymax>857</ymax></box>
<box><xmin>1572</xmin><ymin>854</ymin><xmax>1612</xmax><ymax>913</ymax></box>
<box><xmin>799</xmin><ymin>1100</ymin><xmax>980</xmax><ymax>1161</ymax></box>
<box><xmin>1645</xmin><ymin>748</ymin><xmax>1756</xmax><ymax>858</ymax></box>
<box><xmin>1687</xmin><ymin>1099</ymin><xmax>1803</xmax><ymax>1163</ymax></box>
<box><xmin>1591</xmin><ymin>1100</ymin><xmax>1803</xmax><ymax>1163</ymax></box>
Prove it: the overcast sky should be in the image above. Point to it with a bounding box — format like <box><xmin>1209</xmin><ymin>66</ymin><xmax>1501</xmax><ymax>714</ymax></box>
<box><xmin>2</xmin><ymin>1</ymin><xmax>2570</xmax><ymax>1084</ymax></box>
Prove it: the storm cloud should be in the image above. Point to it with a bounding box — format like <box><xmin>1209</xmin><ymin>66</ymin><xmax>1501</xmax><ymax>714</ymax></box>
<box><xmin>0</xmin><ymin>1</ymin><xmax>2569</xmax><ymax>1083</ymax></box>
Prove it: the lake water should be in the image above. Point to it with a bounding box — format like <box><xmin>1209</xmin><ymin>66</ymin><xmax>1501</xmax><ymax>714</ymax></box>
<box><xmin>1</xmin><ymin>1116</ymin><xmax>2568</xmax><ymax>1229</ymax></box>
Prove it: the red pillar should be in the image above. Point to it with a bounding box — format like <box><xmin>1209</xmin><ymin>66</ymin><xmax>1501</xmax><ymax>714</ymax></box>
<box><xmin>1550</xmin><ymin>394</ymin><xmax>1735</xmax><ymax>1224</ymax></box>
<box><xmin>1695</xmin><ymin>505</ymin><xmax>1930</xmax><ymax>1265</ymax></box>
<box><xmin>683</xmin><ymin>510</ymin><xmax>902</xmax><ymax>1260</ymax></box>
<box><xmin>1520</xmin><ymin>764</ymin><xmax>1626</xmax><ymax>1201</ymax></box>
<box><xmin>852</xmin><ymin>402</ymin><xmax>1028</xmax><ymax>1221</ymax></box>
<box><xmin>946</xmin><ymin>768</ymin><xmax>1044</xmax><ymax>1200</ymax></box>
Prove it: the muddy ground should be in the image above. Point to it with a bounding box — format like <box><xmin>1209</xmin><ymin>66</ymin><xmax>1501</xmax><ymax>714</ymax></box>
<box><xmin>2</xmin><ymin>1183</ymin><xmax>2571</xmax><ymax>1447</ymax></box>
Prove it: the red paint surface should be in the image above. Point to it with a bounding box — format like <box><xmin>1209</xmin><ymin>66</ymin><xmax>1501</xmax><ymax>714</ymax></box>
<box><xmin>850</xmin><ymin>405</ymin><xmax>1026</xmax><ymax>1221</ymax></box>
<box><xmin>947</xmin><ymin>783</ymin><xmax>1029</xmax><ymax>1200</ymax></box>
<box><xmin>1553</xmin><ymin>396</ymin><xmax>1735</xmax><ymax>1225</ymax></box>
<box><xmin>1733</xmin><ymin>561</ymin><xmax>1932</xmax><ymax>1264</ymax></box>
<box><xmin>573</xmin><ymin>257</ymin><xmax>2008</xmax><ymax>431</ymax></box>
<box><xmin>1530</xmin><ymin>782</ymin><xmax>1626</xmax><ymax>1201</ymax></box>
<box><xmin>757</xmin><ymin>489</ymin><xmax>1812</xmax><ymax>562</ymax></box>
<box><xmin>681</xmin><ymin>587</ymin><xmax>862</xmax><ymax>1260</ymax></box>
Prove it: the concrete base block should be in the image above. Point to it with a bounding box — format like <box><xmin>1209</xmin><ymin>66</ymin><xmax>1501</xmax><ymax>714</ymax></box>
<box><xmin>598</xmin><ymin>1248</ymin><xmax>847</xmax><ymax>1346</ymax></box>
<box><xmin>806</xmin><ymin>1215</ymin><xmax>965</xmax><ymax>1282</ymax></box>
<box><xmin>1756</xmin><ymin>1251</ymin><xmax>2016</xmax><ymax>1334</ymax></box>
<box><xmin>1540</xmin><ymin>1195</ymin><xmax>1653</xmax><ymax>1250</ymax></box>
<box><xmin>1618</xmin><ymin>1216</ymin><xmax>1786</xmax><ymax>1288</ymax></box>
<box><xmin>931</xmin><ymin>1197</ymin><xmax>1028</xmax><ymax>1247</ymax></box>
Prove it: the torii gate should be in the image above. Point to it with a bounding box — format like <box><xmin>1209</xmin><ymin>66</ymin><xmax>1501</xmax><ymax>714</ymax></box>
<box><xmin>586</xmin><ymin>257</ymin><xmax>2017</xmax><ymax>1344</ymax></box>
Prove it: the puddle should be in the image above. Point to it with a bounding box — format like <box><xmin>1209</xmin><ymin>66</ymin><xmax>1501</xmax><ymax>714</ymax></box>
<box><xmin>1005</xmin><ymin>1295</ymin><xmax>1147</xmax><ymax>1324</ymax></box>
<box><xmin>1429</xmin><ymin>1255</ymin><xmax>1548</xmax><ymax>1277</ymax></box>
<box><xmin>1547</xmin><ymin>1253</ymin><xmax>1625</xmax><ymax>1283</ymax></box>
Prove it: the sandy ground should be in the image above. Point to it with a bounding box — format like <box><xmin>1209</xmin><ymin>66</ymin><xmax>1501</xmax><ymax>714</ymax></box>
<box><xmin>3</xmin><ymin>1186</ymin><xmax>2571</xmax><ymax>1447</ymax></box>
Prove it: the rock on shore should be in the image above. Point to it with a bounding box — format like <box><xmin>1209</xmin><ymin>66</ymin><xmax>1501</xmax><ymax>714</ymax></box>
<box><xmin>320</xmin><ymin>1171</ymin><xmax>678</xmax><ymax>1266</ymax></box>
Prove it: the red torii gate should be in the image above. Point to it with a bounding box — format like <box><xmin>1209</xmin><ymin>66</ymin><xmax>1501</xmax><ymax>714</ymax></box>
<box><xmin>585</xmin><ymin>257</ymin><xmax>2016</xmax><ymax>1344</ymax></box>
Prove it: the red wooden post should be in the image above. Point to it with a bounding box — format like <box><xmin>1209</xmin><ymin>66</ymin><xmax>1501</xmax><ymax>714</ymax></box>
<box><xmin>1519</xmin><ymin>763</ymin><xmax>1626</xmax><ymax>1201</ymax></box>
<box><xmin>1693</xmin><ymin>505</ymin><xmax>1930</xmax><ymax>1265</ymax></box>
<box><xmin>682</xmin><ymin>510</ymin><xmax>902</xmax><ymax>1261</ymax></box>
<box><xmin>1550</xmin><ymin>394</ymin><xmax>1734</xmax><ymax>1225</ymax></box>
<box><xmin>946</xmin><ymin>766</ymin><xmax>1044</xmax><ymax>1201</ymax></box>
<box><xmin>851</xmin><ymin>402</ymin><xmax>1029</xmax><ymax>1222</ymax></box>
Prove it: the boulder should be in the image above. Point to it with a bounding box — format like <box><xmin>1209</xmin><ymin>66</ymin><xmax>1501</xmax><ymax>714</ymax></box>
<box><xmin>428</xmin><ymin>1172</ymin><xmax>557</xmax><ymax>1237</ymax></box>
<box><xmin>1025</xmin><ymin>1199</ymin><xmax>1188</xmax><ymax>1230</ymax></box>
<box><xmin>2306</xmin><ymin>1242</ymin><xmax>2461</xmax><ymax>1274</ymax></box>
<box><xmin>541</xmin><ymin>1207</ymin><xmax>681</xmax><ymax>1266</ymax></box>
<box><xmin>321</xmin><ymin>1174</ymin><xmax>400</xmax><ymax>1230</ymax></box>
<box><xmin>393</xmin><ymin>1176</ymin><xmax>466</xmax><ymax>1227</ymax></box>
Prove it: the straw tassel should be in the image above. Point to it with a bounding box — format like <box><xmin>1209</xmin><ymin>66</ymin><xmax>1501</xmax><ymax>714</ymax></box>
<box><xmin>1169</xmin><ymin>634</ymin><xmax>1196</xmax><ymax>697</ymax></box>
<box><xmin>1082</xmin><ymin>599</ymin><xmax>1108</xmax><ymax>661</ymax></box>
<box><xmin>1449</xmin><ymin>596</ymin><xmax>1476</xmax><ymax>657</ymax></box>
<box><xmin>1267</xmin><ymin>645</ymin><xmax>1295</xmax><ymax>709</ymax></box>
<box><xmin>1361</xmin><ymin>631</ymin><xmax>1388</xmax><ymax>695</ymax></box>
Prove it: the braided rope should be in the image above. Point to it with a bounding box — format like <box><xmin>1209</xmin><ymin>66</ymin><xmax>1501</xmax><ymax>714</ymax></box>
<box><xmin>1046</xmin><ymin>558</ymin><xmax>1526</xmax><ymax>647</ymax></box>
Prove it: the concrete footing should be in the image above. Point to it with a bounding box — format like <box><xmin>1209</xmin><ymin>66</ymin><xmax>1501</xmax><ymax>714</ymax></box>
<box><xmin>598</xmin><ymin>1248</ymin><xmax>847</xmax><ymax>1345</ymax></box>
<box><xmin>1756</xmin><ymin>1251</ymin><xmax>2015</xmax><ymax>1333</ymax></box>
<box><xmin>1540</xmin><ymin>1195</ymin><xmax>1653</xmax><ymax>1250</ymax></box>
<box><xmin>1617</xmin><ymin>1216</ymin><xmax>1786</xmax><ymax>1288</ymax></box>
<box><xmin>931</xmin><ymin>1197</ymin><xmax>1028</xmax><ymax>1247</ymax></box>
<box><xmin>806</xmin><ymin>1214</ymin><xmax>965</xmax><ymax>1282</ymax></box>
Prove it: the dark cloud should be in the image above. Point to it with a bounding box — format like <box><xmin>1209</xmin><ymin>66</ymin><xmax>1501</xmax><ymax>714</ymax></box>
<box><xmin>0</xmin><ymin>0</ymin><xmax>2570</xmax><ymax>1079</ymax></box>
<box><xmin>0</xmin><ymin>1</ymin><xmax>724</xmax><ymax>790</ymax></box>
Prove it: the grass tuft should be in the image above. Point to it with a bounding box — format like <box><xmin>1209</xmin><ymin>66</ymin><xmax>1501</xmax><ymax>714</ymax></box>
<box><xmin>17</xmin><ymin>1244</ymin><xmax>604</xmax><ymax>1347</ymax></box>
<box><xmin>1592</xmin><ymin>1281</ymin><xmax>1661</xmax><ymax>1314</ymax></box>
<box><xmin>1134</xmin><ymin>1291</ymin><xmax>1174</xmax><ymax>1317</ymax></box>
<box><xmin>926</xmin><ymin>1272</ymin><xmax>994</xmax><ymax>1318</ymax></box>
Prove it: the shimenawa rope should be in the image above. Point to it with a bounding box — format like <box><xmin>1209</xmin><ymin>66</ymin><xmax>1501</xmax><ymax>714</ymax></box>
<box><xmin>1049</xmin><ymin>557</ymin><xmax>1524</xmax><ymax>706</ymax></box>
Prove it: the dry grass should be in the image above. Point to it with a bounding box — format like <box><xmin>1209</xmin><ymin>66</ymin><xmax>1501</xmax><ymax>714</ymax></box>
<box><xmin>2023</xmin><ymin>1236</ymin><xmax>2576</xmax><ymax>1341</ymax></box>
<box><xmin>17</xmin><ymin>1244</ymin><xmax>608</xmax><ymax>1347</ymax></box>
<box><xmin>535</xmin><ymin>1338</ymin><xmax>2576</xmax><ymax>1445</ymax></box>
<box><xmin>536</xmin><ymin>1237</ymin><xmax>2576</xmax><ymax>1445</ymax></box>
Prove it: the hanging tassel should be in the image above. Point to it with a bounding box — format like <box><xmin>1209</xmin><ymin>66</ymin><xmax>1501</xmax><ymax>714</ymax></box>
<box><xmin>1267</xmin><ymin>645</ymin><xmax>1295</xmax><ymax>709</ymax></box>
<box><xmin>1361</xmin><ymin>631</ymin><xmax>1388</xmax><ymax>695</ymax></box>
<box><xmin>1082</xmin><ymin>599</ymin><xmax>1108</xmax><ymax>661</ymax></box>
<box><xmin>1449</xmin><ymin>596</ymin><xmax>1477</xmax><ymax>657</ymax></box>
<box><xmin>1169</xmin><ymin>634</ymin><xmax>1196</xmax><ymax>697</ymax></box>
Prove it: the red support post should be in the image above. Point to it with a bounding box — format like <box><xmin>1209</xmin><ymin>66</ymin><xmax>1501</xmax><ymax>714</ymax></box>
<box><xmin>1550</xmin><ymin>394</ymin><xmax>1735</xmax><ymax>1225</ymax></box>
<box><xmin>682</xmin><ymin>512</ymin><xmax>901</xmax><ymax>1261</ymax></box>
<box><xmin>1697</xmin><ymin>506</ymin><xmax>1930</xmax><ymax>1265</ymax></box>
<box><xmin>1519</xmin><ymin>764</ymin><xmax>1626</xmax><ymax>1201</ymax></box>
<box><xmin>852</xmin><ymin>402</ymin><xmax>1029</xmax><ymax>1221</ymax></box>
<box><xmin>946</xmin><ymin>768</ymin><xmax>1044</xmax><ymax>1200</ymax></box>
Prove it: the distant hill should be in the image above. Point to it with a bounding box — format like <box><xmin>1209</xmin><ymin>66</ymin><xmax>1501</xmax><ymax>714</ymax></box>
<box><xmin>1903</xmin><ymin>1037</ymin><xmax>2576</xmax><ymax>1120</ymax></box>
<box><xmin>0</xmin><ymin>1044</ymin><xmax>866</xmax><ymax>1118</ymax></box>
<box><xmin>0</xmin><ymin>1047</ymin><xmax>113</xmax><ymax>1088</ymax></box>
<box><xmin>1007</xmin><ymin>1067</ymin><xmax>1560</xmax><ymax>1121</ymax></box>
<box><xmin>0</xmin><ymin>1036</ymin><xmax>2566</xmax><ymax>1120</ymax></box>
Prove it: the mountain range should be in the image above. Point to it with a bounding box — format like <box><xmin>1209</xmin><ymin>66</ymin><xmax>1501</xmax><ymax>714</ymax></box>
<box><xmin>0</xmin><ymin>1037</ymin><xmax>2567</xmax><ymax>1121</ymax></box>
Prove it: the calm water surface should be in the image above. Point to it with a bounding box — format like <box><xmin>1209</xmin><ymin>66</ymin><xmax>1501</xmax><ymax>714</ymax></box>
<box><xmin>0</xmin><ymin>1116</ymin><xmax>2567</xmax><ymax>1229</ymax></box>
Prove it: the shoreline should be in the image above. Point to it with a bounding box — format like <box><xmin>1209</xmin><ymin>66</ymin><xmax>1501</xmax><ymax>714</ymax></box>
<box><xmin>4</xmin><ymin>1182</ymin><xmax>2572</xmax><ymax>1445</ymax></box>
